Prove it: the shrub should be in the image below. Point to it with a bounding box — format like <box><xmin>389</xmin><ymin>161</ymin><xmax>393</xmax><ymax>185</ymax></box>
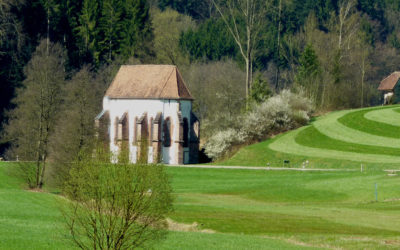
<box><xmin>204</xmin><ymin>90</ymin><xmax>313</xmax><ymax>160</ymax></box>
<box><xmin>61</xmin><ymin>150</ymin><xmax>173</xmax><ymax>249</ymax></box>
<box><xmin>204</xmin><ymin>128</ymin><xmax>246</xmax><ymax>159</ymax></box>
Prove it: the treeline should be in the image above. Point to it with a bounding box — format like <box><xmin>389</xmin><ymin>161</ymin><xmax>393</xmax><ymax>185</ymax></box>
<box><xmin>1</xmin><ymin>0</ymin><xmax>400</xmax><ymax>159</ymax></box>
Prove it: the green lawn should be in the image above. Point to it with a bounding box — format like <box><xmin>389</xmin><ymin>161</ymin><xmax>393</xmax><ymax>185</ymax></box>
<box><xmin>338</xmin><ymin>107</ymin><xmax>400</xmax><ymax>138</ymax></box>
<box><xmin>0</xmin><ymin>163</ymin><xmax>316</xmax><ymax>249</ymax></box>
<box><xmin>3</xmin><ymin>105</ymin><xmax>400</xmax><ymax>249</ymax></box>
<box><xmin>3</xmin><ymin>162</ymin><xmax>400</xmax><ymax>249</ymax></box>
<box><xmin>296</xmin><ymin>126</ymin><xmax>400</xmax><ymax>156</ymax></box>
<box><xmin>0</xmin><ymin>162</ymin><xmax>73</xmax><ymax>250</ymax></box>
<box><xmin>168</xmin><ymin>166</ymin><xmax>400</xmax><ymax>249</ymax></box>
<box><xmin>221</xmin><ymin>105</ymin><xmax>400</xmax><ymax>169</ymax></box>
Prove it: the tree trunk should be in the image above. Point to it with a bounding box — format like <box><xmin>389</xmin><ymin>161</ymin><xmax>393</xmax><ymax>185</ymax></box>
<box><xmin>246</xmin><ymin>23</ymin><xmax>252</xmax><ymax>108</ymax></box>
<box><xmin>275</xmin><ymin>0</ymin><xmax>282</xmax><ymax>90</ymax></box>
<box><xmin>361</xmin><ymin>59</ymin><xmax>365</xmax><ymax>107</ymax></box>
<box><xmin>245</xmin><ymin>58</ymin><xmax>250</xmax><ymax>102</ymax></box>
<box><xmin>47</xmin><ymin>5</ymin><xmax>50</xmax><ymax>55</ymax></box>
<box><xmin>38</xmin><ymin>154</ymin><xmax>47</xmax><ymax>189</ymax></box>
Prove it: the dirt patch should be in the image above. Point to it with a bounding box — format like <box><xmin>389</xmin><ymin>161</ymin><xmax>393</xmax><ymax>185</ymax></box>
<box><xmin>27</xmin><ymin>188</ymin><xmax>44</xmax><ymax>193</ymax></box>
<box><xmin>166</xmin><ymin>218</ymin><xmax>215</xmax><ymax>233</ymax></box>
<box><xmin>383</xmin><ymin>198</ymin><xmax>400</xmax><ymax>202</ymax></box>
<box><xmin>263</xmin><ymin>236</ymin><xmax>339</xmax><ymax>249</ymax></box>
<box><xmin>340</xmin><ymin>236</ymin><xmax>400</xmax><ymax>247</ymax></box>
<box><xmin>384</xmin><ymin>240</ymin><xmax>400</xmax><ymax>246</ymax></box>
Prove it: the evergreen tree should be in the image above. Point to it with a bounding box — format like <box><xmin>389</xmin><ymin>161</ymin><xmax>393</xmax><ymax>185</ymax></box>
<box><xmin>295</xmin><ymin>43</ymin><xmax>321</xmax><ymax>102</ymax></box>
<box><xmin>296</xmin><ymin>43</ymin><xmax>320</xmax><ymax>83</ymax></box>
<box><xmin>75</xmin><ymin>0</ymin><xmax>100</xmax><ymax>63</ymax></box>
<box><xmin>250</xmin><ymin>74</ymin><xmax>272</xmax><ymax>104</ymax></box>
<box><xmin>98</xmin><ymin>0</ymin><xmax>124</xmax><ymax>62</ymax></box>
<box><xmin>119</xmin><ymin>0</ymin><xmax>154</xmax><ymax>60</ymax></box>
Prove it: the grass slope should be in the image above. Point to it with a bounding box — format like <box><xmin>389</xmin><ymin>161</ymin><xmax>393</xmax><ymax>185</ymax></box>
<box><xmin>168</xmin><ymin>167</ymin><xmax>400</xmax><ymax>249</ymax></box>
<box><xmin>2</xmin><ymin>162</ymin><xmax>400</xmax><ymax>249</ymax></box>
<box><xmin>222</xmin><ymin>105</ymin><xmax>400</xmax><ymax>169</ymax></box>
<box><xmin>0</xmin><ymin>163</ymin><xmax>312</xmax><ymax>249</ymax></box>
<box><xmin>0</xmin><ymin>162</ymin><xmax>73</xmax><ymax>249</ymax></box>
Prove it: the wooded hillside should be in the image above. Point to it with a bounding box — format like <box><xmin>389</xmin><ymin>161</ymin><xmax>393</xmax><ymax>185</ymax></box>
<box><xmin>1</xmin><ymin>0</ymin><xmax>400</xmax><ymax>155</ymax></box>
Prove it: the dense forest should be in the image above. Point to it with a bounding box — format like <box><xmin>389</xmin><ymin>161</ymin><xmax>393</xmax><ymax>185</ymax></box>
<box><xmin>1</xmin><ymin>0</ymin><xmax>400</xmax><ymax>159</ymax></box>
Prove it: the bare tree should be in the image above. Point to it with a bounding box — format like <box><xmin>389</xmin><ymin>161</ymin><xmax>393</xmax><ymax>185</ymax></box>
<box><xmin>152</xmin><ymin>8</ymin><xmax>195</xmax><ymax>67</ymax></box>
<box><xmin>181</xmin><ymin>60</ymin><xmax>246</xmax><ymax>138</ymax></box>
<box><xmin>49</xmin><ymin>66</ymin><xmax>105</xmax><ymax>186</ymax></box>
<box><xmin>3</xmin><ymin>40</ymin><xmax>66</xmax><ymax>189</ymax></box>
<box><xmin>211</xmin><ymin>0</ymin><xmax>269</xmax><ymax>104</ymax></box>
<box><xmin>336</xmin><ymin>0</ymin><xmax>360</xmax><ymax>57</ymax></box>
<box><xmin>0</xmin><ymin>0</ymin><xmax>24</xmax><ymax>51</ymax></box>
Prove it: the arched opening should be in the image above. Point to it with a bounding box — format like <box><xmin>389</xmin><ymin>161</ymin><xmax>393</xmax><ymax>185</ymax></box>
<box><xmin>114</xmin><ymin>117</ymin><xmax>119</xmax><ymax>144</ymax></box>
<box><xmin>149</xmin><ymin>117</ymin><xmax>154</xmax><ymax>142</ymax></box>
<box><xmin>137</xmin><ymin>113</ymin><xmax>149</xmax><ymax>163</ymax></box>
<box><xmin>163</xmin><ymin>117</ymin><xmax>171</xmax><ymax>147</ymax></box>
<box><xmin>133</xmin><ymin>117</ymin><xmax>138</xmax><ymax>144</ymax></box>
<box><xmin>119</xmin><ymin>113</ymin><xmax>129</xmax><ymax>162</ymax></box>
<box><xmin>183</xmin><ymin>118</ymin><xmax>189</xmax><ymax>148</ymax></box>
<box><xmin>95</xmin><ymin>110</ymin><xmax>110</xmax><ymax>153</ymax></box>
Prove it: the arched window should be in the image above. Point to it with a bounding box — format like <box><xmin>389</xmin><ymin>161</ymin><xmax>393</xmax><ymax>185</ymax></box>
<box><xmin>114</xmin><ymin>117</ymin><xmax>119</xmax><ymax>144</ymax></box>
<box><xmin>120</xmin><ymin>113</ymin><xmax>129</xmax><ymax>141</ymax></box>
<box><xmin>183</xmin><ymin>118</ymin><xmax>189</xmax><ymax>147</ymax></box>
<box><xmin>150</xmin><ymin>117</ymin><xmax>154</xmax><ymax>142</ymax></box>
<box><xmin>133</xmin><ymin>117</ymin><xmax>138</xmax><ymax>143</ymax></box>
<box><xmin>140</xmin><ymin>115</ymin><xmax>149</xmax><ymax>142</ymax></box>
<box><xmin>163</xmin><ymin>117</ymin><xmax>171</xmax><ymax>147</ymax></box>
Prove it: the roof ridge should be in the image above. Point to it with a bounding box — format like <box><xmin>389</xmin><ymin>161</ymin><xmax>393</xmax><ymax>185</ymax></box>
<box><xmin>176</xmin><ymin>68</ymin><xmax>193</xmax><ymax>98</ymax></box>
<box><xmin>378</xmin><ymin>71</ymin><xmax>400</xmax><ymax>91</ymax></box>
<box><xmin>105</xmin><ymin>65</ymin><xmax>193</xmax><ymax>99</ymax></box>
<box><xmin>158</xmin><ymin>66</ymin><xmax>176</xmax><ymax>98</ymax></box>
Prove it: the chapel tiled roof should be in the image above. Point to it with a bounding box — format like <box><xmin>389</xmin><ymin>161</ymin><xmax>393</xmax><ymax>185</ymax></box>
<box><xmin>378</xmin><ymin>71</ymin><xmax>400</xmax><ymax>91</ymax></box>
<box><xmin>105</xmin><ymin>65</ymin><xmax>193</xmax><ymax>100</ymax></box>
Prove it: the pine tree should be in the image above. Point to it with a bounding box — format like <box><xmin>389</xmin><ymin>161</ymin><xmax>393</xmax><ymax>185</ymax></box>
<box><xmin>98</xmin><ymin>0</ymin><xmax>124</xmax><ymax>62</ymax></box>
<box><xmin>295</xmin><ymin>43</ymin><xmax>321</xmax><ymax>103</ymax></box>
<box><xmin>119</xmin><ymin>0</ymin><xmax>154</xmax><ymax>60</ymax></box>
<box><xmin>75</xmin><ymin>0</ymin><xmax>100</xmax><ymax>62</ymax></box>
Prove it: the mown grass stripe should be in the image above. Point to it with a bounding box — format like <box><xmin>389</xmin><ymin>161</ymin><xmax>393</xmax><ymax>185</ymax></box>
<box><xmin>313</xmin><ymin>110</ymin><xmax>400</xmax><ymax>148</ymax></box>
<box><xmin>364</xmin><ymin>107</ymin><xmax>400</xmax><ymax>127</ymax></box>
<box><xmin>268</xmin><ymin>127</ymin><xmax>400</xmax><ymax>163</ymax></box>
<box><xmin>295</xmin><ymin>126</ymin><xmax>400</xmax><ymax>156</ymax></box>
<box><xmin>220</xmin><ymin>135</ymin><xmax>386</xmax><ymax>169</ymax></box>
<box><xmin>338</xmin><ymin>108</ymin><xmax>400</xmax><ymax>139</ymax></box>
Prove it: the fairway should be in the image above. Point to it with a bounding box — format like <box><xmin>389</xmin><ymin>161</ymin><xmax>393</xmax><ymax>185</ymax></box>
<box><xmin>166</xmin><ymin>166</ymin><xmax>400</xmax><ymax>249</ymax></box>
<box><xmin>2</xmin><ymin>105</ymin><xmax>400</xmax><ymax>249</ymax></box>
<box><xmin>1</xmin><ymin>162</ymin><xmax>400</xmax><ymax>249</ymax></box>
<box><xmin>0</xmin><ymin>163</ymin><xmax>314</xmax><ymax>249</ymax></box>
<box><xmin>222</xmin><ymin>105</ymin><xmax>400</xmax><ymax>169</ymax></box>
<box><xmin>2</xmin><ymin>163</ymin><xmax>400</xmax><ymax>249</ymax></box>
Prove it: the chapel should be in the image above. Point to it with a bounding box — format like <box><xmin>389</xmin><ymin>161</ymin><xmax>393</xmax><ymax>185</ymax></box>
<box><xmin>95</xmin><ymin>65</ymin><xmax>199</xmax><ymax>164</ymax></box>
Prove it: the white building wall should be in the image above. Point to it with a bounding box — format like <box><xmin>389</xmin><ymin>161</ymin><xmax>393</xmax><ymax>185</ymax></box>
<box><xmin>103</xmin><ymin>97</ymin><xmax>192</xmax><ymax>164</ymax></box>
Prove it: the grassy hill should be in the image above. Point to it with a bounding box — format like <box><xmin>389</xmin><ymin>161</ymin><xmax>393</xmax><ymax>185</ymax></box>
<box><xmin>221</xmin><ymin>105</ymin><xmax>400</xmax><ymax>169</ymax></box>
